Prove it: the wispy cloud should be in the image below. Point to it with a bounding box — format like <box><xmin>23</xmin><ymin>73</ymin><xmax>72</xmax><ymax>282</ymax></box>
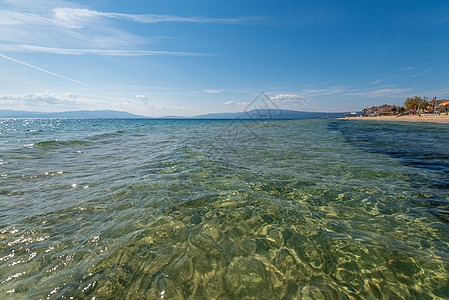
<box><xmin>0</xmin><ymin>8</ymin><xmax>262</xmax><ymax>28</ymax></box>
<box><xmin>410</xmin><ymin>68</ymin><xmax>431</xmax><ymax>78</ymax></box>
<box><xmin>370</xmin><ymin>79</ymin><xmax>382</xmax><ymax>85</ymax></box>
<box><xmin>394</xmin><ymin>66</ymin><xmax>415</xmax><ymax>73</ymax></box>
<box><xmin>372</xmin><ymin>66</ymin><xmax>419</xmax><ymax>84</ymax></box>
<box><xmin>300</xmin><ymin>86</ymin><xmax>350</xmax><ymax>96</ymax></box>
<box><xmin>344</xmin><ymin>87</ymin><xmax>411</xmax><ymax>98</ymax></box>
<box><xmin>0</xmin><ymin>45</ymin><xmax>210</xmax><ymax>56</ymax></box>
<box><xmin>223</xmin><ymin>100</ymin><xmax>234</xmax><ymax>105</ymax></box>
<box><xmin>0</xmin><ymin>5</ymin><xmax>259</xmax><ymax>56</ymax></box>
<box><xmin>419</xmin><ymin>85</ymin><xmax>449</xmax><ymax>98</ymax></box>
<box><xmin>52</xmin><ymin>8</ymin><xmax>263</xmax><ymax>29</ymax></box>
<box><xmin>0</xmin><ymin>53</ymin><xmax>87</xmax><ymax>85</ymax></box>
<box><xmin>0</xmin><ymin>11</ymin><xmax>59</xmax><ymax>26</ymax></box>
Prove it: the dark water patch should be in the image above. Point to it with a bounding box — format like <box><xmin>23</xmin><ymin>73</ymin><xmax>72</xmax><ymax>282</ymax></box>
<box><xmin>329</xmin><ymin>120</ymin><xmax>449</xmax><ymax>243</ymax></box>
<box><xmin>409</xmin><ymin>197</ymin><xmax>449</xmax><ymax>224</ymax></box>
<box><xmin>328</xmin><ymin>120</ymin><xmax>449</xmax><ymax>187</ymax></box>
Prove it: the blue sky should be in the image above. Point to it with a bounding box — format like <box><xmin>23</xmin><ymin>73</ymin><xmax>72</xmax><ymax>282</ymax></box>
<box><xmin>0</xmin><ymin>0</ymin><xmax>448</xmax><ymax>117</ymax></box>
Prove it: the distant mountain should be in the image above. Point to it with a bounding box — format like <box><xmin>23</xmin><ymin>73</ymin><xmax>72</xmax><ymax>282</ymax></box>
<box><xmin>0</xmin><ymin>110</ymin><xmax>147</xmax><ymax>119</ymax></box>
<box><xmin>191</xmin><ymin>109</ymin><xmax>346</xmax><ymax>119</ymax></box>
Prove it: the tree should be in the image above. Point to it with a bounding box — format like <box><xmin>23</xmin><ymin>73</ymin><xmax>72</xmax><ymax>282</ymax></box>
<box><xmin>404</xmin><ymin>96</ymin><xmax>428</xmax><ymax>114</ymax></box>
<box><xmin>419</xmin><ymin>99</ymin><xmax>429</xmax><ymax>110</ymax></box>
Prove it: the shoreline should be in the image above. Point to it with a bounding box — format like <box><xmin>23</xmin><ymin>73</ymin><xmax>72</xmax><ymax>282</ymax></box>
<box><xmin>338</xmin><ymin>114</ymin><xmax>449</xmax><ymax>123</ymax></box>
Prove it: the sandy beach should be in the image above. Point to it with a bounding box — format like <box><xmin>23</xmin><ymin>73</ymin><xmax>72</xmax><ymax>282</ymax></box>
<box><xmin>339</xmin><ymin>114</ymin><xmax>449</xmax><ymax>123</ymax></box>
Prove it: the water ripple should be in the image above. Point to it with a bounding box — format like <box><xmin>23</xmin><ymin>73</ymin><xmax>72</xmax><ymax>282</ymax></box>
<box><xmin>0</xmin><ymin>119</ymin><xmax>448</xmax><ymax>298</ymax></box>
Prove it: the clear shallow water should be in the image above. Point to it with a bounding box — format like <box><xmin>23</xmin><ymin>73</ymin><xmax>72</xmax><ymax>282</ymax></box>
<box><xmin>0</xmin><ymin>118</ymin><xmax>448</xmax><ymax>299</ymax></box>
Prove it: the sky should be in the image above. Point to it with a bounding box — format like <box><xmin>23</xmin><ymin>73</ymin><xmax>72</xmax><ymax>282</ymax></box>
<box><xmin>0</xmin><ymin>0</ymin><xmax>448</xmax><ymax>117</ymax></box>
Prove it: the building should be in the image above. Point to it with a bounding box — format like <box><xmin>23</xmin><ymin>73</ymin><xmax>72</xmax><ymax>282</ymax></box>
<box><xmin>434</xmin><ymin>99</ymin><xmax>449</xmax><ymax>114</ymax></box>
<box><xmin>362</xmin><ymin>104</ymin><xmax>400</xmax><ymax>117</ymax></box>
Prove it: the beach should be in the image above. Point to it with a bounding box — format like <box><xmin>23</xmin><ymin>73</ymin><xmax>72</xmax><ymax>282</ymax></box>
<box><xmin>340</xmin><ymin>114</ymin><xmax>449</xmax><ymax>123</ymax></box>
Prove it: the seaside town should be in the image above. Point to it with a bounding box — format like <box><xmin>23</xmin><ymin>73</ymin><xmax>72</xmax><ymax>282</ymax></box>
<box><xmin>345</xmin><ymin>97</ymin><xmax>449</xmax><ymax>121</ymax></box>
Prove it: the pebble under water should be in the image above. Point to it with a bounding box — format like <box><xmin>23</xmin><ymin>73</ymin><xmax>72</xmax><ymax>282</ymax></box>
<box><xmin>0</xmin><ymin>118</ymin><xmax>448</xmax><ymax>299</ymax></box>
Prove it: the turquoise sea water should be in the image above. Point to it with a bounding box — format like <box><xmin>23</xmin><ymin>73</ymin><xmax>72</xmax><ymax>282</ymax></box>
<box><xmin>0</xmin><ymin>118</ymin><xmax>448</xmax><ymax>299</ymax></box>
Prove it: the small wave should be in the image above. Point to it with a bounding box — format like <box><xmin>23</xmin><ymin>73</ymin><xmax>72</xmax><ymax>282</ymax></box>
<box><xmin>87</xmin><ymin>130</ymin><xmax>129</xmax><ymax>144</ymax></box>
<box><xmin>33</xmin><ymin>139</ymin><xmax>88</xmax><ymax>149</ymax></box>
<box><xmin>90</xmin><ymin>130</ymin><xmax>126</xmax><ymax>140</ymax></box>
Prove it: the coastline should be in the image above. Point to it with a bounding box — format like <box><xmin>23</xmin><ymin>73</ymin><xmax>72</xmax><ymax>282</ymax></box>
<box><xmin>338</xmin><ymin>114</ymin><xmax>449</xmax><ymax>123</ymax></box>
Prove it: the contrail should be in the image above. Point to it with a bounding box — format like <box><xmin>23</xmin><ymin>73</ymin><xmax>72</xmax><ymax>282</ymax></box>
<box><xmin>0</xmin><ymin>53</ymin><xmax>87</xmax><ymax>86</ymax></box>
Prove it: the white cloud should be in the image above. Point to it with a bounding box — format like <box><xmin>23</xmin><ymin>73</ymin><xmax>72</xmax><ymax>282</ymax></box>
<box><xmin>0</xmin><ymin>91</ymin><xmax>186</xmax><ymax>115</ymax></box>
<box><xmin>270</xmin><ymin>93</ymin><xmax>311</xmax><ymax>104</ymax></box>
<box><xmin>135</xmin><ymin>94</ymin><xmax>185</xmax><ymax>112</ymax></box>
<box><xmin>270</xmin><ymin>93</ymin><xmax>304</xmax><ymax>100</ymax></box>
<box><xmin>236</xmin><ymin>101</ymin><xmax>250</xmax><ymax>106</ymax></box>
<box><xmin>0</xmin><ymin>91</ymin><xmax>98</xmax><ymax>106</ymax></box>
<box><xmin>136</xmin><ymin>94</ymin><xmax>150</xmax><ymax>105</ymax></box>
<box><xmin>204</xmin><ymin>89</ymin><xmax>227</xmax><ymax>94</ymax></box>
<box><xmin>52</xmin><ymin>8</ymin><xmax>103</xmax><ymax>29</ymax></box>
<box><xmin>223</xmin><ymin>101</ymin><xmax>234</xmax><ymax>105</ymax></box>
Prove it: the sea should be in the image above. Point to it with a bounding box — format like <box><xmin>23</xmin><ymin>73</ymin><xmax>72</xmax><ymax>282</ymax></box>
<box><xmin>0</xmin><ymin>118</ymin><xmax>448</xmax><ymax>299</ymax></box>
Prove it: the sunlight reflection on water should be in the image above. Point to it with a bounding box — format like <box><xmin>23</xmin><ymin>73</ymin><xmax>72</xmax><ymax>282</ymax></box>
<box><xmin>0</xmin><ymin>118</ymin><xmax>448</xmax><ymax>298</ymax></box>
